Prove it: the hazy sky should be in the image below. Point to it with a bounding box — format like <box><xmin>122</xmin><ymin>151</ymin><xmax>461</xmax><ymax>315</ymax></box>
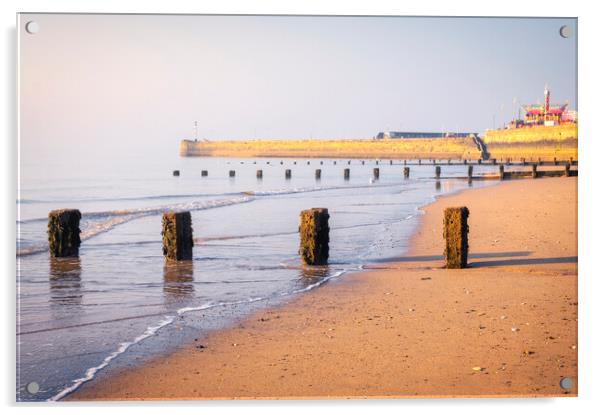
<box><xmin>19</xmin><ymin>14</ymin><xmax>577</xmax><ymax>159</ymax></box>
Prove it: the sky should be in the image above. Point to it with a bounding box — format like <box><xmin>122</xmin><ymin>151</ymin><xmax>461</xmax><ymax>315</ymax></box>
<box><xmin>19</xmin><ymin>14</ymin><xmax>577</xmax><ymax>159</ymax></box>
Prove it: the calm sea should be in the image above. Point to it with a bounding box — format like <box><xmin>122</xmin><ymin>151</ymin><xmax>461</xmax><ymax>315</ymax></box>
<box><xmin>16</xmin><ymin>153</ymin><xmax>497</xmax><ymax>401</ymax></box>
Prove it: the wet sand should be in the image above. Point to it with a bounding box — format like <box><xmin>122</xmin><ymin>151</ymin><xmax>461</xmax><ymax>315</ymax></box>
<box><xmin>70</xmin><ymin>177</ymin><xmax>577</xmax><ymax>400</ymax></box>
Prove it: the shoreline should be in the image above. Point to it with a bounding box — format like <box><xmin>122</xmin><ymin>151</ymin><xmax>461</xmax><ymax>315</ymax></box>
<box><xmin>68</xmin><ymin>177</ymin><xmax>577</xmax><ymax>400</ymax></box>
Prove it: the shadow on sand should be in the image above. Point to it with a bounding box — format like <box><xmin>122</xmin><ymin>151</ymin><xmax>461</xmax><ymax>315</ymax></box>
<box><xmin>373</xmin><ymin>251</ymin><xmax>577</xmax><ymax>268</ymax></box>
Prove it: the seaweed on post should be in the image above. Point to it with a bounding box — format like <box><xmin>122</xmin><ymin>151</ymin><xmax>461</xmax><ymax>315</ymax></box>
<box><xmin>48</xmin><ymin>209</ymin><xmax>82</xmax><ymax>258</ymax></box>
<box><xmin>162</xmin><ymin>211</ymin><xmax>194</xmax><ymax>261</ymax></box>
<box><xmin>299</xmin><ymin>208</ymin><xmax>330</xmax><ymax>266</ymax></box>
<box><xmin>443</xmin><ymin>207</ymin><xmax>470</xmax><ymax>269</ymax></box>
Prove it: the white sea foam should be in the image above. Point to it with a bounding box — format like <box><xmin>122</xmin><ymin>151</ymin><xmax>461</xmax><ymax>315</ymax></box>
<box><xmin>48</xmin><ymin>266</ymin><xmax>357</xmax><ymax>401</ymax></box>
<box><xmin>47</xmin><ymin>316</ymin><xmax>175</xmax><ymax>402</ymax></box>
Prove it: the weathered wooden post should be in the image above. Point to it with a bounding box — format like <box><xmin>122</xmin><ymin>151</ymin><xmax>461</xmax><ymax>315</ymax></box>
<box><xmin>307</xmin><ymin>161</ymin><xmax>310</xmax><ymax>165</ymax></box>
<box><xmin>162</xmin><ymin>211</ymin><xmax>193</xmax><ymax>261</ymax></box>
<box><xmin>390</xmin><ymin>160</ymin><xmax>393</xmax><ymax>165</ymax></box>
<box><xmin>432</xmin><ymin>159</ymin><xmax>436</xmax><ymax>165</ymax></box>
<box><xmin>229</xmin><ymin>170</ymin><xmax>236</xmax><ymax>177</ymax></box>
<box><xmin>293</xmin><ymin>161</ymin><xmax>297</xmax><ymax>165</ymax></box>
<box><xmin>404</xmin><ymin>160</ymin><xmax>407</xmax><ymax>165</ymax></box>
<box><xmin>280</xmin><ymin>161</ymin><xmax>283</xmax><ymax>165</ymax></box>
<box><xmin>448</xmin><ymin>159</ymin><xmax>452</xmax><ymax>165</ymax></box>
<box><xmin>373</xmin><ymin>168</ymin><xmax>380</xmax><ymax>180</ymax></box>
<box><xmin>532</xmin><ymin>164</ymin><xmax>538</xmax><ymax>179</ymax></box>
<box><xmin>418</xmin><ymin>159</ymin><xmax>422</xmax><ymax>165</ymax></box>
<box><xmin>499</xmin><ymin>165</ymin><xmax>505</xmax><ymax>180</ymax></box>
<box><xmin>173</xmin><ymin>170</ymin><xmax>180</xmax><ymax>177</ymax></box>
<box><xmin>299</xmin><ymin>208</ymin><xmax>329</xmax><ymax>265</ymax></box>
<box><xmin>404</xmin><ymin>167</ymin><xmax>410</xmax><ymax>178</ymax></box>
<box><xmin>348</xmin><ymin>160</ymin><xmax>351</xmax><ymax>165</ymax></box>
<box><xmin>443</xmin><ymin>207</ymin><xmax>469</xmax><ymax>269</ymax></box>
<box><xmin>467</xmin><ymin>165</ymin><xmax>473</xmax><ymax>180</ymax></box>
<box><xmin>285</xmin><ymin>169</ymin><xmax>292</xmax><ymax>179</ymax></box>
<box><xmin>435</xmin><ymin>166</ymin><xmax>441</xmax><ymax>179</ymax></box>
<box><xmin>320</xmin><ymin>161</ymin><xmax>324</xmax><ymax>165</ymax></box>
<box><xmin>362</xmin><ymin>160</ymin><xmax>365</xmax><ymax>165</ymax></box>
<box><xmin>333</xmin><ymin>160</ymin><xmax>337</xmax><ymax>165</ymax></box>
<box><xmin>521</xmin><ymin>158</ymin><xmax>526</xmax><ymax>166</ymax></box>
<box><xmin>554</xmin><ymin>157</ymin><xmax>558</xmax><ymax>166</ymax></box>
<box><xmin>564</xmin><ymin>163</ymin><xmax>571</xmax><ymax>177</ymax></box>
<box><xmin>48</xmin><ymin>209</ymin><xmax>82</xmax><ymax>257</ymax></box>
<box><xmin>570</xmin><ymin>157</ymin><xmax>575</xmax><ymax>166</ymax></box>
<box><xmin>344</xmin><ymin>168</ymin><xmax>350</xmax><ymax>180</ymax></box>
<box><xmin>463</xmin><ymin>159</ymin><xmax>467</xmax><ymax>165</ymax></box>
<box><xmin>315</xmin><ymin>169</ymin><xmax>322</xmax><ymax>179</ymax></box>
<box><xmin>492</xmin><ymin>158</ymin><xmax>497</xmax><ymax>165</ymax></box>
<box><xmin>256</xmin><ymin>169</ymin><xmax>263</xmax><ymax>179</ymax></box>
<box><xmin>376</xmin><ymin>160</ymin><xmax>379</xmax><ymax>165</ymax></box>
<box><xmin>478</xmin><ymin>159</ymin><xmax>482</xmax><ymax>165</ymax></box>
<box><xmin>201</xmin><ymin>170</ymin><xmax>208</xmax><ymax>177</ymax></box>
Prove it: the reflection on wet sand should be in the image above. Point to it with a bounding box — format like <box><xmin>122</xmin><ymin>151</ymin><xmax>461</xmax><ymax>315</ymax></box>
<box><xmin>49</xmin><ymin>257</ymin><xmax>82</xmax><ymax>306</ymax></box>
<box><xmin>297</xmin><ymin>265</ymin><xmax>331</xmax><ymax>289</ymax></box>
<box><xmin>435</xmin><ymin>180</ymin><xmax>441</xmax><ymax>191</ymax></box>
<box><xmin>163</xmin><ymin>261</ymin><xmax>194</xmax><ymax>301</ymax></box>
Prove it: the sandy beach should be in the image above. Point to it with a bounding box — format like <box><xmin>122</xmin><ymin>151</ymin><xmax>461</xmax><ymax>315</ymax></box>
<box><xmin>69</xmin><ymin>177</ymin><xmax>577</xmax><ymax>400</ymax></box>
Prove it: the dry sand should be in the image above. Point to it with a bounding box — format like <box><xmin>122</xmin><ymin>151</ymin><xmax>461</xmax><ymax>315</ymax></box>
<box><xmin>70</xmin><ymin>177</ymin><xmax>577</xmax><ymax>400</ymax></box>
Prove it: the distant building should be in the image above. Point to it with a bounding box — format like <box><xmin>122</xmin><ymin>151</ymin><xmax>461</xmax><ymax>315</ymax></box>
<box><xmin>507</xmin><ymin>86</ymin><xmax>577</xmax><ymax>129</ymax></box>
<box><xmin>375</xmin><ymin>131</ymin><xmax>476</xmax><ymax>139</ymax></box>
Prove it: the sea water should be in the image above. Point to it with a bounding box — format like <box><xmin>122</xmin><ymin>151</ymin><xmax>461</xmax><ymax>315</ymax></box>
<box><xmin>16</xmin><ymin>154</ymin><xmax>498</xmax><ymax>401</ymax></box>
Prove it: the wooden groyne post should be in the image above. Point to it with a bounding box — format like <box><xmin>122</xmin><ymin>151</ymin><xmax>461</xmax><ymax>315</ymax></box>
<box><xmin>229</xmin><ymin>170</ymin><xmax>235</xmax><ymax>177</ymax></box>
<box><xmin>435</xmin><ymin>166</ymin><xmax>441</xmax><ymax>179</ymax></box>
<box><xmin>499</xmin><ymin>165</ymin><xmax>505</xmax><ymax>180</ymax></box>
<box><xmin>256</xmin><ymin>169</ymin><xmax>263</xmax><ymax>179</ymax></box>
<box><xmin>285</xmin><ymin>169</ymin><xmax>292</xmax><ymax>179</ymax></box>
<box><xmin>201</xmin><ymin>170</ymin><xmax>208</xmax><ymax>177</ymax></box>
<box><xmin>344</xmin><ymin>168</ymin><xmax>350</xmax><ymax>180</ymax></box>
<box><xmin>373</xmin><ymin>168</ymin><xmax>380</xmax><ymax>180</ymax></box>
<box><xmin>315</xmin><ymin>169</ymin><xmax>322</xmax><ymax>179</ymax></box>
<box><xmin>162</xmin><ymin>211</ymin><xmax>193</xmax><ymax>261</ymax></box>
<box><xmin>467</xmin><ymin>165</ymin><xmax>473</xmax><ymax>180</ymax></box>
<box><xmin>565</xmin><ymin>163</ymin><xmax>571</xmax><ymax>177</ymax></box>
<box><xmin>532</xmin><ymin>164</ymin><xmax>538</xmax><ymax>179</ymax></box>
<box><xmin>404</xmin><ymin>167</ymin><xmax>410</xmax><ymax>178</ymax></box>
<box><xmin>48</xmin><ymin>209</ymin><xmax>82</xmax><ymax>257</ymax></box>
<box><xmin>443</xmin><ymin>207</ymin><xmax>470</xmax><ymax>269</ymax></box>
<box><xmin>299</xmin><ymin>208</ymin><xmax>329</xmax><ymax>265</ymax></box>
<box><xmin>173</xmin><ymin>170</ymin><xmax>180</xmax><ymax>177</ymax></box>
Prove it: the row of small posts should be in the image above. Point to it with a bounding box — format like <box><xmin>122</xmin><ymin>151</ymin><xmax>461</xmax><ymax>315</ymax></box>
<box><xmin>498</xmin><ymin>163</ymin><xmax>573</xmax><ymax>180</ymax></box>
<box><xmin>175</xmin><ymin>164</ymin><xmax>574</xmax><ymax>180</ymax></box>
<box><xmin>174</xmin><ymin>157</ymin><xmax>577</xmax><ymax>177</ymax></box>
<box><xmin>47</xmin><ymin>206</ymin><xmax>470</xmax><ymax>269</ymax></box>
<box><xmin>173</xmin><ymin>168</ymin><xmax>412</xmax><ymax>180</ymax></box>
